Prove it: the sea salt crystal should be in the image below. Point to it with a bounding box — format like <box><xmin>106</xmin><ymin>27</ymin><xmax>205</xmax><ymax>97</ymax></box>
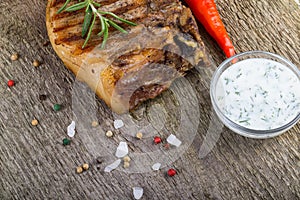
<box><xmin>67</xmin><ymin>121</ymin><xmax>76</xmax><ymax>137</ymax></box>
<box><xmin>151</xmin><ymin>163</ymin><xmax>161</xmax><ymax>171</ymax></box>
<box><xmin>167</xmin><ymin>134</ymin><xmax>182</xmax><ymax>147</ymax></box>
<box><xmin>115</xmin><ymin>142</ymin><xmax>128</xmax><ymax>158</ymax></box>
<box><xmin>114</xmin><ymin>119</ymin><xmax>124</xmax><ymax>129</ymax></box>
<box><xmin>133</xmin><ymin>187</ymin><xmax>144</xmax><ymax>200</ymax></box>
<box><xmin>104</xmin><ymin>159</ymin><xmax>121</xmax><ymax>173</ymax></box>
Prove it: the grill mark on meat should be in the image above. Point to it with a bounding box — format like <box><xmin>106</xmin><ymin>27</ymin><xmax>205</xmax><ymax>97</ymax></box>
<box><xmin>51</xmin><ymin>0</ymin><xmax>120</xmax><ymax>7</ymax></box>
<box><xmin>51</xmin><ymin>0</ymin><xmax>187</xmax><ymax>49</ymax></box>
<box><xmin>100</xmin><ymin>0</ymin><xmax>147</xmax><ymax>13</ymax></box>
<box><xmin>52</xmin><ymin>1</ymin><xmax>149</xmax><ymax>53</ymax></box>
<box><xmin>52</xmin><ymin>15</ymin><xmax>84</xmax><ymax>32</ymax></box>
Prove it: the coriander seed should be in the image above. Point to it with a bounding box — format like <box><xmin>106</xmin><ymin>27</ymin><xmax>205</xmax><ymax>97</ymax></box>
<box><xmin>124</xmin><ymin>161</ymin><xmax>130</xmax><ymax>168</ymax></box>
<box><xmin>76</xmin><ymin>166</ymin><xmax>83</xmax><ymax>174</ymax></box>
<box><xmin>106</xmin><ymin>130</ymin><xmax>113</xmax><ymax>137</ymax></box>
<box><xmin>82</xmin><ymin>163</ymin><xmax>89</xmax><ymax>170</ymax></box>
<box><xmin>33</xmin><ymin>60</ymin><xmax>40</xmax><ymax>67</ymax></box>
<box><xmin>11</xmin><ymin>54</ymin><xmax>19</xmax><ymax>61</ymax></box>
<box><xmin>91</xmin><ymin>121</ymin><xmax>98</xmax><ymax>127</ymax></box>
<box><xmin>31</xmin><ymin>119</ymin><xmax>39</xmax><ymax>126</ymax></box>
<box><xmin>136</xmin><ymin>132</ymin><xmax>143</xmax><ymax>139</ymax></box>
<box><xmin>123</xmin><ymin>156</ymin><xmax>131</xmax><ymax>162</ymax></box>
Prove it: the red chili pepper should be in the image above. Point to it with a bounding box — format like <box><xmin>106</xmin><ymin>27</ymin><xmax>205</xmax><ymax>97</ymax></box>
<box><xmin>185</xmin><ymin>0</ymin><xmax>235</xmax><ymax>58</ymax></box>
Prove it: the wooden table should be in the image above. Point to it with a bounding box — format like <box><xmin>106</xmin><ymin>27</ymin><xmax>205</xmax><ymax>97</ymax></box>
<box><xmin>0</xmin><ymin>0</ymin><xmax>299</xmax><ymax>199</ymax></box>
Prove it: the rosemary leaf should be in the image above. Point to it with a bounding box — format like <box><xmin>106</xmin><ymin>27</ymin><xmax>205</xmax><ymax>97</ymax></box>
<box><xmin>101</xmin><ymin>24</ymin><xmax>109</xmax><ymax>49</ymax></box>
<box><xmin>57</xmin><ymin>0</ymin><xmax>137</xmax><ymax>49</ymax></box>
<box><xmin>85</xmin><ymin>5</ymin><xmax>90</xmax><ymax>12</ymax></box>
<box><xmin>65</xmin><ymin>1</ymin><xmax>88</xmax><ymax>12</ymax></box>
<box><xmin>82</xmin><ymin>14</ymin><xmax>97</xmax><ymax>49</ymax></box>
<box><xmin>108</xmin><ymin>20</ymin><xmax>127</xmax><ymax>34</ymax></box>
<box><xmin>97</xmin><ymin>15</ymin><xmax>106</xmax><ymax>36</ymax></box>
<box><xmin>56</xmin><ymin>0</ymin><xmax>71</xmax><ymax>14</ymax></box>
<box><xmin>82</xmin><ymin>6</ymin><xmax>93</xmax><ymax>37</ymax></box>
<box><xmin>98</xmin><ymin>11</ymin><xmax>137</xmax><ymax>26</ymax></box>
<box><xmin>93</xmin><ymin>2</ymin><xmax>101</xmax><ymax>7</ymax></box>
<box><xmin>116</xmin><ymin>17</ymin><xmax>137</xmax><ymax>26</ymax></box>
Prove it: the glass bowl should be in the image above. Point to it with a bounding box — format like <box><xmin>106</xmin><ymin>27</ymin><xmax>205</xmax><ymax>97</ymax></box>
<box><xmin>210</xmin><ymin>51</ymin><xmax>300</xmax><ymax>139</ymax></box>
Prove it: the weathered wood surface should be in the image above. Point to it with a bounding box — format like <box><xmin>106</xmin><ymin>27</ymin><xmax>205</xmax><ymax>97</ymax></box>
<box><xmin>0</xmin><ymin>0</ymin><xmax>299</xmax><ymax>199</ymax></box>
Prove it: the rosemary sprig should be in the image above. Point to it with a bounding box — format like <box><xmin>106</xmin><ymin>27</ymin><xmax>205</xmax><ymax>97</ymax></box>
<box><xmin>57</xmin><ymin>0</ymin><xmax>137</xmax><ymax>49</ymax></box>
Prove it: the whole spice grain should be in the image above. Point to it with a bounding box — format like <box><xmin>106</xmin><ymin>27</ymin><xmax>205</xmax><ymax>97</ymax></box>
<box><xmin>7</xmin><ymin>80</ymin><xmax>15</xmax><ymax>87</ymax></box>
<box><xmin>53</xmin><ymin>104</ymin><xmax>62</xmax><ymax>111</ymax></box>
<box><xmin>136</xmin><ymin>132</ymin><xmax>143</xmax><ymax>139</ymax></box>
<box><xmin>106</xmin><ymin>130</ymin><xmax>113</xmax><ymax>137</ymax></box>
<box><xmin>31</xmin><ymin>119</ymin><xmax>39</xmax><ymax>126</ymax></box>
<box><xmin>39</xmin><ymin>94</ymin><xmax>47</xmax><ymax>101</ymax></box>
<box><xmin>33</xmin><ymin>60</ymin><xmax>40</xmax><ymax>67</ymax></box>
<box><xmin>123</xmin><ymin>156</ymin><xmax>131</xmax><ymax>162</ymax></box>
<box><xmin>82</xmin><ymin>163</ymin><xmax>89</xmax><ymax>170</ymax></box>
<box><xmin>167</xmin><ymin>168</ymin><xmax>177</xmax><ymax>177</ymax></box>
<box><xmin>76</xmin><ymin>166</ymin><xmax>83</xmax><ymax>174</ymax></box>
<box><xmin>164</xmin><ymin>143</ymin><xmax>170</xmax><ymax>150</ymax></box>
<box><xmin>62</xmin><ymin>138</ymin><xmax>71</xmax><ymax>145</ymax></box>
<box><xmin>153</xmin><ymin>136</ymin><xmax>162</xmax><ymax>144</ymax></box>
<box><xmin>123</xmin><ymin>161</ymin><xmax>130</xmax><ymax>168</ymax></box>
<box><xmin>91</xmin><ymin>121</ymin><xmax>99</xmax><ymax>127</ymax></box>
<box><xmin>11</xmin><ymin>54</ymin><xmax>19</xmax><ymax>61</ymax></box>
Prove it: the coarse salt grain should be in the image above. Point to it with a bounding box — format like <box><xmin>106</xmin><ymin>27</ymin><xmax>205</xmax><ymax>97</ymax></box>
<box><xmin>115</xmin><ymin>142</ymin><xmax>128</xmax><ymax>158</ymax></box>
<box><xmin>133</xmin><ymin>187</ymin><xmax>144</xmax><ymax>200</ymax></box>
<box><xmin>114</xmin><ymin>119</ymin><xmax>124</xmax><ymax>129</ymax></box>
<box><xmin>104</xmin><ymin>159</ymin><xmax>121</xmax><ymax>173</ymax></box>
<box><xmin>67</xmin><ymin>121</ymin><xmax>76</xmax><ymax>137</ymax></box>
<box><xmin>166</xmin><ymin>134</ymin><xmax>182</xmax><ymax>147</ymax></box>
<box><xmin>151</xmin><ymin>163</ymin><xmax>161</xmax><ymax>171</ymax></box>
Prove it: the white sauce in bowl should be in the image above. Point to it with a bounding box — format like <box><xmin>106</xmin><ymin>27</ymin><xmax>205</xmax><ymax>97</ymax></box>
<box><xmin>216</xmin><ymin>58</ymin><xmax>300</xmax><ymax>130</ymax></box>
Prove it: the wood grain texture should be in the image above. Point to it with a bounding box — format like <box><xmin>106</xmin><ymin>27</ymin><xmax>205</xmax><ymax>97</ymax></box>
<box><xmin>0</xmin><ymin>0</ymin><xmax>299</xmax><ymax>199</ymax></box>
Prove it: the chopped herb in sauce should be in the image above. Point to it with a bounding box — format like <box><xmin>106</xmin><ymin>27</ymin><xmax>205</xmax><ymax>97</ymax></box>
<box><xmin>216</xmin><ymin>58</ymin><xmax>300</xmax><ymax>130</ymax></box>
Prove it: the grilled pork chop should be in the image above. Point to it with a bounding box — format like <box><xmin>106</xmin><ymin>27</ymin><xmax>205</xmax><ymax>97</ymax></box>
<box><xmin>46</xmin><ymin>0</ymin><xmax>208</xmax><ymax>113</ymax></box>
